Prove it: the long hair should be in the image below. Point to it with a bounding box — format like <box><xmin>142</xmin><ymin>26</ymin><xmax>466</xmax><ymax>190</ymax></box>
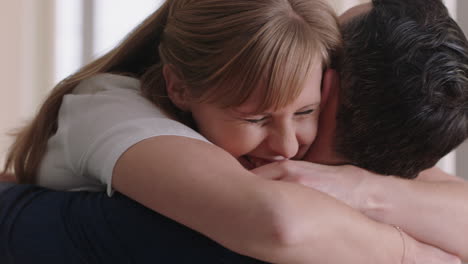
<box><xmin>4</xmin><ymin>0</ymin><xmax>341</xmax><ymax>183</ymax></box>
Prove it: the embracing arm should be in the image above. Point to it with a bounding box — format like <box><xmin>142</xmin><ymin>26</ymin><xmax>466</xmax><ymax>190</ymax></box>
<box><xmin>361</xmin><ymin>167</ymin><xmax>468</xmax><ymax>261</ymax></box>
<box><xmin>112</xmin><ymin>136</ymin><xmax>454</xmax><ymax>264</ymax></box>
<box><xmin>259</xmin><ymin>160</ymin><xmax>468</xmax><ymax>261</ymax></box>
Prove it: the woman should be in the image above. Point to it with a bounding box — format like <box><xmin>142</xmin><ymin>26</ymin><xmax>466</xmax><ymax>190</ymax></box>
<box><xmin>1</xmin><ymin>0</ymin><xmax>462</xmax><ymax>263</ymax></box>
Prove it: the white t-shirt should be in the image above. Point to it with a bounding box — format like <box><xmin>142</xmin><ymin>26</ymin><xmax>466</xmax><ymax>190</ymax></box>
<box><xmin>38</xmin><ymin>73</ymin><xmax>209</xmax><ymax>195</ymax></box>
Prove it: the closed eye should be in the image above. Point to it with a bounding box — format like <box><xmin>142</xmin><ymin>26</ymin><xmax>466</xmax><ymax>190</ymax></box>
<box><xmin>295</xmin><ymin>109</ymin><xmax>315</xmax><ymax>116</ymax></box>
<box><xmin>244</xmin><ymin>116</ymin><xmax>268</xmax><ymax>124</ymax></box>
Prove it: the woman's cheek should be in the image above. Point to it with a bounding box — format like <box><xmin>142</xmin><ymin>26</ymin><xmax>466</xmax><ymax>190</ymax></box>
<box><xmin>297</xmin><ymin>117</ymin><xmax>319</xmax><ymax>145</ymax></box>
<box><xmin>223</xmin><ymin>126</ymin><xmax>265</xmax><ymax>157</ymax></box>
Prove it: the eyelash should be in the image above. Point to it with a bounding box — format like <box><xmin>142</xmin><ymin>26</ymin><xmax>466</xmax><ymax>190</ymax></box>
<box><xmin>244</xmin><ymin>109</ymin><xmax>315</xmax><ymax>124</ymax></box>
<box><xmin>244</xmin><ymin>117</ymin><xmax>268</xmax><ymax>124</ymax></box>
<box><xmin>296</xmin><ymin>109</ymin><xmax>315</xmax><ymax>116</ymax></box>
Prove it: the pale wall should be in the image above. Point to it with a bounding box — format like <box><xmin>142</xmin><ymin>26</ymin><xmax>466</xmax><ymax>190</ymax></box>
<box><xmin>0</xmin><ymin>0</ymin><xmax>55</xmax><ymax>167</ymax></box>
<box><xmin>455</xmin><ymin>0</ymin><xmax>468</xmax><ymax>178</ymax></box>
<box><xmin>0</xmin><ymin>1</ymin><xmax>23</xmax><ymax>166</ymax></box>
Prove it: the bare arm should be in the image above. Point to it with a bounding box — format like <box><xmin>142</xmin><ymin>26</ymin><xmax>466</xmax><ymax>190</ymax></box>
<box><xmin>362</xmin><ymin>167</ymin><xmax>468</xmax><ymax>261</ymax></box>
<box><xmin>112</xmin><ymin>136</ymin><xmax>457</xmax><ymax>264</ymax></box>
<box><xmin>253</xmin><ymin>161</ymin><xmax>467</xmax><ymax>261</ymax></box>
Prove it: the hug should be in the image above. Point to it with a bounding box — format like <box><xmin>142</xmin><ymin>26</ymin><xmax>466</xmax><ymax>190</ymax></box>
<box><xmin>1</xmin><ymin>0</ymin><xmax>468</xmax><ymax>263</ymax></box>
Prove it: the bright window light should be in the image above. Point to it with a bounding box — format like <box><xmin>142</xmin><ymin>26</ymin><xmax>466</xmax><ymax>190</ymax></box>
<box><xmin>93</xmin><ymin>0</ymin><xmax>163</xmax><ymax>58</ymax></box>
<box><xmin>54</xmin><ymin>0</ymin><xmax>83</xmax><ymax>84</ymax></box>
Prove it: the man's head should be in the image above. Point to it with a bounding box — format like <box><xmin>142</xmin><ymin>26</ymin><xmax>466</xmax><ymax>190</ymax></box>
<box><xmin>309</xmin><ymin>0</ymin><xmax>468</xmax><ymax>178</ymax></box>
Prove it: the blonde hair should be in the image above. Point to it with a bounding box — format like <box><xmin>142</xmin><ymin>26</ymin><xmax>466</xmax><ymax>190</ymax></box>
<box><xmin>4</xmin><ymin>0</ymin><xmax>341</xmax><ymax>183</ymax></box>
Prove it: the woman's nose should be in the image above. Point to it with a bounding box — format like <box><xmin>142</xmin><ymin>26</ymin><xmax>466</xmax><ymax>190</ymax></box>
<box><xmin>268</xmin><ymin>123</ymin><xmax>299</xmax><ymax>159</ymax></box>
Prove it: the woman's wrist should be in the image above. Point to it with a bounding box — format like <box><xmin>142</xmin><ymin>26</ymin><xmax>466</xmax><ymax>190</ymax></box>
<box><xmin>354</xmin><ymin>173</ymin><xmax>401</xmax><ymax>222</ymax></box>
<box><xmin>393</xmin><ymin>226</ymin><xmax>406</xmax><ymax>264</ymax></box>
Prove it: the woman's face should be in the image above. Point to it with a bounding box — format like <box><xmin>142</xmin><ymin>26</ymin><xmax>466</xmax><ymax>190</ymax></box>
<box><xmin>190</xmin><ymin>63</ymin><xmax>323</xmax><ymax>169</ymax></box>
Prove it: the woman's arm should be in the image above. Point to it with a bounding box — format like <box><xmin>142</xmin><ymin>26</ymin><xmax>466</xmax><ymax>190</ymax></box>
<box><xmin>252</xmin><ymin>161</ymin><xmax>468</xmax><ymax>261</ymax></box>
<box><xmin>361</xmin><ymin>167</ymin><xmax>468</xmax><ymax>261</ymax></box>
<box><xmin>112</xmin><ymin>136</ymin><xmax>457</xmax><ymax>264</ymax></box>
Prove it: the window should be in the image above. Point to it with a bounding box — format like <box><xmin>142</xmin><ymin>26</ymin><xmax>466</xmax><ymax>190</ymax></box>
<box><xmin>54</xmin><ymin>0</ymin><xmax>162</xmax><ymax>83</ymax></box>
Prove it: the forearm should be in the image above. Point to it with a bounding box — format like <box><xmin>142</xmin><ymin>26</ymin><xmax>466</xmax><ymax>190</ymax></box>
<box><xmin>361</xmin><ymin>171</ymin><xmax>468</xmax><ymax>260</ymax></box>
<box><xmin>112</xmin><ymin>136</ymin><xmax>405</xmax><ymax>264</ymax></box>
<box><xmin>255</xmin><ymin>180</ymin><xmax>406</xmax><ymax>264</ymax></box>
<box><xmin>112</xmin><ymin>137</ymin><xmax>278</xmax><ymax>258</ymax></box>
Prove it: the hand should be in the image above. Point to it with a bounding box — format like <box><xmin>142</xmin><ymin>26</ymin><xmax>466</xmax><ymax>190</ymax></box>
<box><xmin>251</xmin><ymin>160</ymin><xmax>376</xmax><ymax>210</ymax></box>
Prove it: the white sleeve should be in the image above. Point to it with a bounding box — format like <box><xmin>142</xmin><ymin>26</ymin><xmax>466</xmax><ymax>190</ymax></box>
<box><xmin>58</xmin><ymin>76</ymin><xmax>209</xmax><ymax>196</ymax></box>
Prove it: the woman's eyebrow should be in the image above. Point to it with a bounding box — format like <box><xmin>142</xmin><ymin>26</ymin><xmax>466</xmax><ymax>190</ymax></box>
<box><xmin>293</xmin><ymin>103</ymin><xmax>320</xmax><ymax>113</ymax></box>
<box><xmin>297</xmin><ymin>103</ymin><xmax>320</xmax><ymax>110</ymax></box>
<box><xmin>232</xmin><ymin>109</ymin><xmax>268</xmax><ymax>116</ymax></box>
<box><xmin>234</xmin><ymin>102</ymin><xmax>320</xmax><ymax>116</ymax></box>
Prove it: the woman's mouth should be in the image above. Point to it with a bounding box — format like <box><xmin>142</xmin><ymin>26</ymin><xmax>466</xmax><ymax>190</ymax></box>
<box><xmin>238</xmin><ymin>156</ymin><xmax>255</xmax><ymax>170</ymax></box>
<box><xmin>239</xmin><ymin>155</ymin><xmax>275</xmax><ymax>169</ymax></box>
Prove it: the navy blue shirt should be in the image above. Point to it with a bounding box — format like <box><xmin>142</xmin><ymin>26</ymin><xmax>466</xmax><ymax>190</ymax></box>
<box><xmin>0</xmin><ymin>184</ymin><xmax>267</xmax><ymax>264</ymax></box>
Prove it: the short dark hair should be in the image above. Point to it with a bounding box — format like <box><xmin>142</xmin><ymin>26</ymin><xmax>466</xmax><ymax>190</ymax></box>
<box><xmin>335</xmin><ymin>0</ymin><xmax>468</xmax><ymax>178</ymax></box>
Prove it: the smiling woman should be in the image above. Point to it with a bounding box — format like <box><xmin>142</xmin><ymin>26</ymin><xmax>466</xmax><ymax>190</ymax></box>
<box><xmin>187</xmin><ymin>59</ymin><xmax>323</xmax><ymax>170</ymax></box>
<box><xmin>2</xmin><ymin>0</ymin><xmax>465</xmax><ymax>177</ymax></box>
<box><xmin>1</xmin><ymin>1</ymin><xmax>468</xmax><ymax>264</ymax></box>
<box><xmin>2</xmin><ymin>1</ymin><xmax>353</xmax><ymax>263</ymax></box>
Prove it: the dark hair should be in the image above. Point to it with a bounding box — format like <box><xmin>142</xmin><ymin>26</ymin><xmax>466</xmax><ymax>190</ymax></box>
<box><xmin>335</xmin><ymin>0</ymin><xmax>468</xmax><ymax>178</ymax></box>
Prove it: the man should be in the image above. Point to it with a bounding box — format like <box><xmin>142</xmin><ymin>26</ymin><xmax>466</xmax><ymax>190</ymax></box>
<box><xmin>1</xmin><ymin>0</ymin><xmax>467</xmax><ymax>263</ymax></box>
<box><xmin>309</xmin><ymin>0</ymin><xmax>468</xmax><ymax>178</ymax></box>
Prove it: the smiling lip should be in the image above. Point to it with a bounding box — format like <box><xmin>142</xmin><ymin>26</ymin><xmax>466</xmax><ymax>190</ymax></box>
<box><xmin>242</xmin><ymin>151</ymin><xmax>307</xmax><ymax>169</ymax></box>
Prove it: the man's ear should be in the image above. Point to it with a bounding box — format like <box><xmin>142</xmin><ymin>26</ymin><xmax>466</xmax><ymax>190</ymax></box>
<box><xmin>163</xmin><ymin>64</ymin><xmax>191</xmax><ymax>111</ymax></box>
<box><xmin>321</xmin><ymin>68</ymin><xmax>339</xmax><ymax>108</ymax></box>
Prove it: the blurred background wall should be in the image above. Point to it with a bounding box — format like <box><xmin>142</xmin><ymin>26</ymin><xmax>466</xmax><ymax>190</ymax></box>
<box><xmin>0</xmin><ymin>0</ymin><xmax>466</xmax><ymax>178</ymax></box>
